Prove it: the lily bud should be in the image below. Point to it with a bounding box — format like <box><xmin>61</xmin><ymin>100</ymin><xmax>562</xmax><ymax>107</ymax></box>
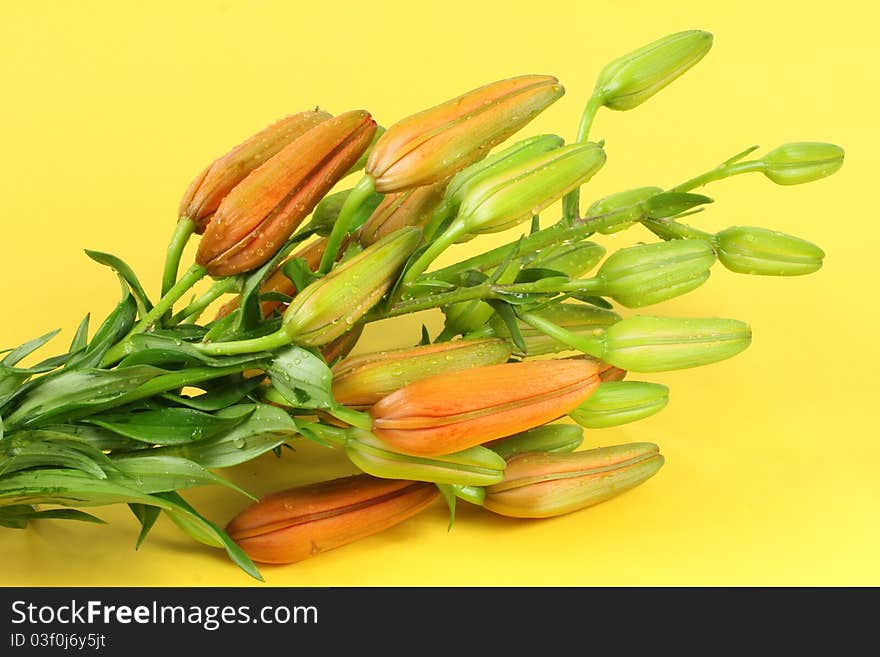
<box><xmin>197</xmin><ymin>110</ymin><xmax>377</xmax><ymax>275</ymax></box>
<box><xmin>594</xmin><ymin>316</ymin><xmax>751</xmax><ymax>372</ymax></box>
<box><xmin>593</xmin><ymin>30</ymin><xmax>713</xmax><ymax>111</ymax></box>
<box><xmin>586</xmin><ymin>186</ymin><xmax>663</xmax><ymax>234</ymax></box>
<box><xmin>456</xmin><ymin>143</ymin><xmax>606</xmax><ymax>235</ymax></box>
<box><xmin>215</xmin><ymin>238</ymin><xmax>328</xmax><ymax>320</ymax></box>
<box><xmin>490</xmin><ymin>303</ymin><xmax>620</xmax><ymax>357</ymax></box>
<box><xmin>443</xmin><ymin>134</ymin><xmax>566</xmax><ymax>208</ymax></box>
<box><xmin>759</xmin><ymin>142</ymin><xmax>845</xmax><ymax>185</ymax></box>
<box><xmin>715</xmin><ymin>226</ymin><xmax>824</xmax><ymax>276</ymax></box>
<box><xmin>593</xmin><ymin>239</ymin><xmax>716</xmax><ymax>308</ymax></box>
<box><xmin>486</xmin><ymin>424</ymin><xmax>584</xmax><ymax>460</ymax></box>
<box><xmin>226</xmin><ymin>474</ymin><xmax>437</xmax><ymax>564</ymax></box>
<box><xmin>282</xmin><ymin>227</ymin><xmax>422</xmax><ymax>347</ymax></box>
<box><xmin>483</xmin><ymin>443</ymin><xmax>664</xmax><ymax>518</ymax></box>
<box><xmin>357</xmin><ymin>182</ymin><xmax>447</xmax><ymax>247</ymax></box>
<box><xmin>569</xmin><ymin>381</ymin><xmax>669</xmax><ymax>428</ymax></box>
<box><xmin>345</xmin><ymin>429</ymin><xmax>506</xmax><ymax>486</ymax></box>
<box><xmin>366</xmin><ymin>75</ymin><xmax>564</xmax><ymax>192</ymax></box>
<box><xmin>179</xmin><ymin>110</ymin><xmax>332</xmax><ymax>233</ymax></box>
<box><xmin>332</xmin><ymin>338</ymin><xmax>511</xmax><ymax>407</ymax></box>
<box><xmin>371</xmin><ymin>359</ymin><xmax>602</xmax><ymax>457</ymax></box>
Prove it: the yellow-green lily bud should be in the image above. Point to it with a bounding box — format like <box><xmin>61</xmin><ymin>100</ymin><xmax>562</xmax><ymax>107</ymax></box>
<box><xmin>455</xmin><ymin>143</ymin><xmax>607</xmax><ymax>235</ymax></box>
<box><xmin>595</xmin><ymin>316</ymin><xmax>751</xmax><ymax>372</ymax></box>
<box><xmin>593</xmin><ymin>30</ymin><xmax>713</xmax><ymax>111</ymax></box>
<box><xmin>483</xmin><ymin>442</ymin><xmax>664</xmax><ymax>518</ymax></box>
<box><xmin>332</xmin><ymin>338</ymin><xmax>512</xmax><ymax>407</ymax></box>
<box><xmin>491</xmin><ymin>303</ymin><xmax>621</xmax><ymax>357</ymax></box>
<box><xmin>569</xmin><ymin>381</ymin><xmax>669</xmax><ymax>428</ymax></box>
<box><xmin>282</xmin><ymin>227</ymin><xmax>421</xmax><ymax>346</ymax></box>
<box><xmin>586</xmin><ymin>186</ymin><xmax>663</xmax><ymax>234</ymax></box>
<box><xmin>345</xmin><ymin>429</ymin><xmax>506</xmax><ymax>487</ymax></box>
<box><xmin>486</xmin><ymin>424</ymin><xmax>584</xmax><ymax>460</ymax></box>
<box><xmin>592</xmin><ymin>239</ymin><xmax>716</xmax><ymax>308</ymax></box>
<box><xmin>715</xmin><ymin>226</ymin><xmax>824</xmax><ymax>276</ymax></box>
<box><xmin>444</xmin><ymin>134</ymin><xmax>566</xmax><ymax>208</ymax></box>
<box><xmin>759</xmin><ymin>142</ymin><xmax>844</xmax><ymax>185</ymax></box>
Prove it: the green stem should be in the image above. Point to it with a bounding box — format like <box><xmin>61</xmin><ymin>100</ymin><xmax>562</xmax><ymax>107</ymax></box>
<box><xmin>161</xmin><ymin>217</ymin><xmax>198</xmax><ymax>302</ymax></box>
<box><xmin>563</xmin><ymin>94</ymin><xmax>604</xmax><ymax>222</ymax></box>
<box><xmin>370</xmin><ymin>282</ymin><xmax>493</xmax><ymax>321</ymax></box>
<box><xmin>422</xmin><ymin>199</ymin><xmax>456</xmax><ymax>242</ymax></box>
<box><xmin>194</xmin><ymin>328</ymin><xmax>290</xmax><ymax>356</ymax></box>
<box><xmin>399</xmin><ymin>219</ymin><xmax>468</xmax><ymax>293</ymax></box>
<box><xmin>670</xmin><ymin>160</ymin><xmax>764</xmax><ymax>192</ymax></box>
<box><xmin>319</xmin><ymin>175</ymin><xmax>376</xmax><ymax>274</ymax></box>
<box><xmin>168</xmin><ymin>276</ymin><xmax>240</xmax><ymax>326</ymax></box>
<box><xmin>101</xmin><ymin>264</ymin><xmax>208</xmax><ymax>365</ymax></box>
<box><xmin>517</xmin><ymin>311</ymin><xmax>606</xmax><ymax>358</ymax></box>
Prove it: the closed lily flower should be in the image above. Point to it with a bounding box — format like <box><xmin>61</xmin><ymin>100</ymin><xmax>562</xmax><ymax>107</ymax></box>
<box><xmin>197</xmin><ymin>110</ymin><xmax>377</xmax><ymax>275</ymax></box>
<box><xmin>356</xmin><ymin>181</ymin><xmax>447</xmax><ymax>247</ymax></box>
<box><xmin>370</xmin><ymin>359</ymin><xmax>602</xmax><ymax>457</ymax></box>
<box><xmin>226</xmin><ymin>474</ymin><xmax>437</xmax><ymax>564</ymax></box>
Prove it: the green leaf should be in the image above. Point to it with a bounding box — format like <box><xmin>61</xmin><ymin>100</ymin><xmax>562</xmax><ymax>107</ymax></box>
<box><xmin>645</xmin><ymin>192</ymin><xmax>713</xmax><ymax>220</ymax></box>
<box><xmin>2</xmin><ymin>329</ymin><xmax>61</xmax><ymax>367</ymax></box>
<box><xmin>266</xmin><ymin>346</ymin><xmax>334</xmax><ymax>410</ymax></box>
<box><xmin>34</xmin><ymin>425</ymin><xmax>147</xmax><ymax>452</ymax></box>
<box><xmin>161</xmin><ymin>377</ymin><xmax>263</xmax><ymax>411</ymax></box>
<box><xmin>0</xmin><ymin>504</ymin><xmax>105</xmax><ymax>529</ymax></box>
<box><xmin>436</xmin><ymin>484</ymin><xmax>457</xmax><ymax>531</ymax></box>
<box><xmin>0</xmin><ymin>436</ymin><xmax>111</xmax><ymax>479</ymax></box>
<box><xmin>66</xmin><ymin>292</ymin><xmax>137</xmax><ymax>369</ymax></box>
<box><xmin>281</xmin><ymin>257</ymin><xmax>319</xmax><ymax>293</ymax></box>
<box><xmin>486</xmin><ymin>300</ymin><xmax>527</xmax><ymax>354</ymax></box>
<box><xmin>85</xmin><ymin>250</ymin><xmax>154</xmax><ymax>316</ymax></box>
<box><xmin>150</xmin><ymin>403</ymin><xmax>297</xmax><ymax>468</ymax></box>
<box><xmin>85</xmin><ymin>405</ymin><xmax>254</xmax><ymax>445</ymax></box>
<box><xmin>119</xmin><ymin>334</ymin><xmax>270</xmax><ymax>369</ymax></box>
<box><xmin>154</xmin><ymin>491</ymin><xmax>263</xmax><ymax>581</ymax></box>
<box><xmin>129</xmin><ymin>503</ymin><xmax>161</xmax><ymax>549</ymax></box>
<box><xmin>419</xmin><ymin>325</ymin><xmax>431</xmax><ymax>346</ymax></box>
<box><xmin>514</xmin><ymin>268</ymin><xmax>569</xmax><ymax>285</ymax></box>
<box><xmin>69</xmin><ymin>314</ymin><xmax>91</xmax><ymax>354</ymax></box>
<box><xmin>258</xmin><ymin>291</ymin><xmax>293</xmax><ymax>304</ymax></box>
<box><xmin>150</xmin><ymin>324</ymin><xmax>209</xmax><ymax>342</ymax></box>
<box><xmin>569</xmin><ymin>293</ymin><xmax>614</xmax><ymax>309</ymax></box>
<box><xmin>109</xmin><ymin>455</ymin><xmax>254</xmax><ymax>498</ymax></box>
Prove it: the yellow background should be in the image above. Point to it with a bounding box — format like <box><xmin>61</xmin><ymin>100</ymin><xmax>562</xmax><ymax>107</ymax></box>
<box><xmin>1</xmin><ymin>0</ymin><xmax>877</xmax><ymax>586</ymax></box>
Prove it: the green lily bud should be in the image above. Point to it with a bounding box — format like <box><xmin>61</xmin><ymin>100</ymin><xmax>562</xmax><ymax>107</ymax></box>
<box><xmin>759</xmin><ymin>142</ymin><xmax>844</xmax><ymax>185</ymax></box>
<box><xmin>569</xmin><ymin>381</ymin><xmax>669</xmax><ymax>428</ymax></box>
<box><xmin>715</xmin><ymin>226</ymin><xmax>824</xmax><ymax>276</ymax></box>
<box><xmin>486</xmin><ymin>424</ymin><xmax>584</xmax><ymax>460</ymax></box>
<box><xmin>483</xmin><ymin>442</ymin><xmax>664</xmax><ymax>518</ymax></box>
<box><xmin>595</xmin><ymin>316</ymin><xmax>751</xmax><ymax>372</ymax></box>
<box><xmin>345</xmin><ymin>429</ymin><xmax>506</xmax><ymax>487</ymax></box>
<box><xmin>282</xmin><ymin>227</ymin><xmax>421</xmax><ymax>346</ymax></box>
<box><xmin>491</xmin><ymin>303</ymin><xmax>621</xmax><ymax>357</ymax></box>
<box><xmin>586</xmin><ymin>186</ymin><xmax>663</xmax><ymax>234</ymax></box>
<box><xmin>592</xmin><ymin>239</ymin><xmax>716</xmax><ymax>308</ymax></box>
<box><xmin>593</xmin><ymin>30</ymin><xmax>713</xmax><ymax>111</ymax></box>
<box><xmin>456</xmin><ymin>143</ymin><xmax>607</xmax><ymax>235</ymax></box>
<box><xmin>444</xmin><ymin>134</ymin><xmax>566</xmax><ymax>208</ymax></box>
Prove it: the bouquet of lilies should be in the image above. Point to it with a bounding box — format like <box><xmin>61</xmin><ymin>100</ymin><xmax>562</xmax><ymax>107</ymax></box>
<box><xmin>0</xmin><ymin>30</ymin><xmax>843</xmax><ymax>579</ymax></box>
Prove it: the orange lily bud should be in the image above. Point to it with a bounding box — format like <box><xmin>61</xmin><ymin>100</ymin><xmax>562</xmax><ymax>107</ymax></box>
<box><xmin>179</xmin><ymin>110</ymin><xmax>332</xmax><ymax>233</ymax></box>
<box><xmin>357</xmin><ymin>182</ymin><xmax>447</xmax><ymax>247</ymax></box>
<box><xmin>366</xmin><ymin>75</ymin><xmax>564</xmax><ymax>192</ymax></box>
<box><xmin>483</xmin><ymin>443</ymin><xmax>664</xmax><ymax>518</ymax></box>
<box><xmin>370</xmin><ymin>359</ymin><xmax>601</xmax><ymax>457</ymax></box>
<box><xmin>226</xmin><ymin>474</ymin><xmax>437</xmax><ymax>564</ymax></box>
<box><xmin>215</xmin><ymin>237</ymin><xmax>328</xmax><ymax>320</ymax></box>
<box><xmin>332</xmin><ymin>338</ymin><xmax>512</xmax><ymax>407</ymax></box>
<box><xmin>197</xmin><ymin>110</ymin><xmax>377</xmax><ymax>276</ymax></box>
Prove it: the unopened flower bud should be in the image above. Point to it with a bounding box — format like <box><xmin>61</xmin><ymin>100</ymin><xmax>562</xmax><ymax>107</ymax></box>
<box><xmin>308</xmin><ymin>188</ymin><xmax>383</xmax><ymax>237</ymax></box>
<box><xmin>366</xmin><ymin>76</ymin><xmax>564</xmax><ymax>192</ymax></box>
<box><xmin>714</xmin><ymin>226</ymin><xmax>824</xmax><ymax>276</ymax></box>
<box><xmin>179</xmin><ymin>110</ymin><xmax>332</xmax><ymax>232</ymax></box>
<box><xmin>345</xmin><ymin>429</ymin><xmax>506</xmax><ymax>486</ymax></box>
<box><xmin>490</xmin><ymin>303</ymin><xmax>620</xmax><ymax>357</ymax></box>
<box><xmin>593</xmin><ymin>30</ymin><xmax>713</xmax><ymax>111</ymax></box>
<box><xmin>332</xmin><ymin>338</ymin><xmax>511</xmax><ymax>407</ymax></box>
<box><xmin>759</xmin><ymin>142</ymin><xmax>844</xmax><ymax>185</ymax></box>
<box><xmin>569</xmin><ymin>381</ymin><xmax>669</xmax><ymax>428</ymax></box>
<box><xmin>282</xmin><ymin>227</ymin><xmax>421</xmax><ymax>346</ymax></box>
<box><xmin>456</xmin><ymin>143</ymin><xmax>606</xmax><ymax>235</ymax></box>
<box><xmin>197</xmin><ymin>110</ymin><xmax>377</xmax><ymax>275</ymax></box>
<box><xmin>593</xmin><ymin>316</ymin><xmax>751</xmax><ymax>372</ymax></box>
<box><xmin>483</xmin><ymin>443</ymin><xmax>664</xmax><ymax>518</ymax></box>
<box><xmin>371</xmin><ymin>359</ymin><xmax>602</xmax><ymax>457</ymax></box>
<box><xmin>592</xmin><ymin>239</ymin><xmax>716</xmax><ymax>308</ymax></box>
<box><xmin>586</xmin><ymin>186</ymin><xmax>663</xmax><ymax>234</ymax></box>
<box><xmin>226</xmin><ymin>474</ymin><xmax>437</xmax><ymax>564</ymax></box>
<box><xmin>486</xmin><ymin>424</ymin><xmax>584</xmax><ymax>460</ymax></box>
<box><xmin>357</xmin><ymin>182</ymin><xmax>447</xmax><ymax>247</ymax></box>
